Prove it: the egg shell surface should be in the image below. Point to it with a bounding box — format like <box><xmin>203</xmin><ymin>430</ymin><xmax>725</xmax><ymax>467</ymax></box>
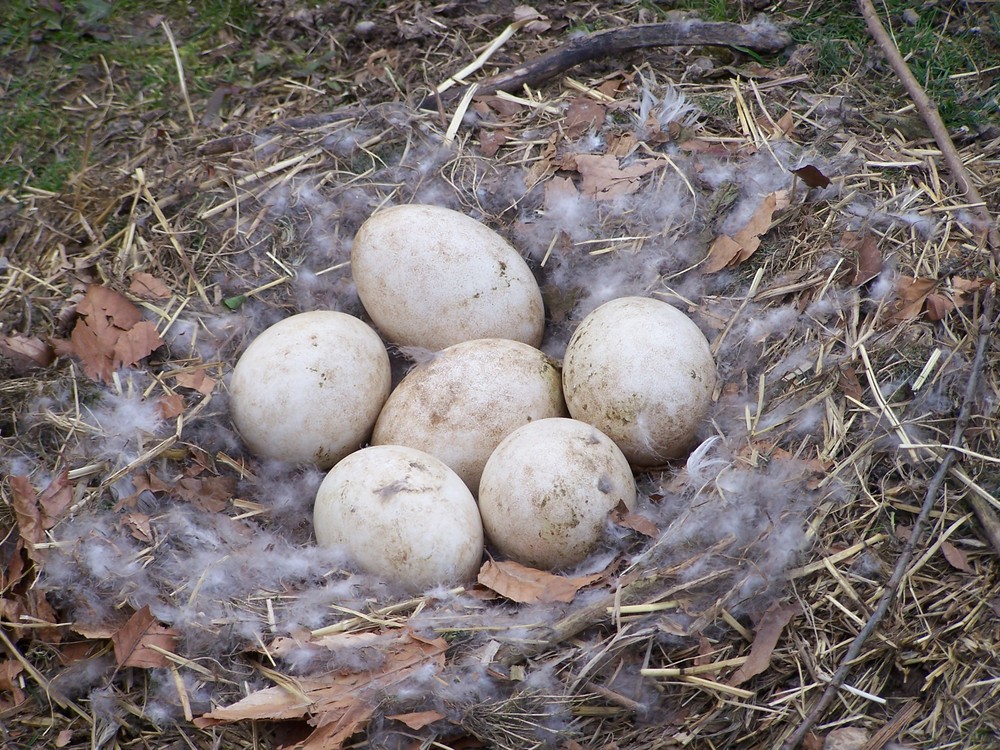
<box><xmin>562</xmin><ymin>296</ymin><xmax>716</xmax><ymax>467</ymax></box>
<box><xmin>351</xmin><ymin>204</ymin><xmax>544</xmax><ymax>350</ymax></box>
<box><xmin>371</xmin><ymin>338</ymin><xmax>567</xmax><ymax>492</ymax></box>
<box><xmin>229</xmin><ymin>311</ymin><xmax>391</xmax><ymax>468</ymax></box>
<box><xmin>313</xmin><ymin>445</ymin><xmax>484</xmax><ymax>591</ymax></box>
<box><xmin>478</xmin><ymin>418</ymin><xmax>637</xmax><ymax>570</ymax></box>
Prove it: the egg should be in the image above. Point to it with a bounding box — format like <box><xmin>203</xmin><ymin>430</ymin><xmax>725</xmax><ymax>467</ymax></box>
<box><xmin>371</xmin><ymin>338</ymin><xmax>567</xmax><ymax>491</ymax></box>
<box><xmin>229</xmin><ymin>311</ymin><xmax>391</xmax><ymax>468</ymax></box>
<box><xmin>478</xmin><ymin>418</ymin><xmax>637</xmax><ymax>570</ymax></box>
<box><xmin>351</xmin><ymin>204</ymin><xmax>544</xmax><ymax>350</ymax></box>
<box><xmin>562</xmin><ymin>296</ymin><xmax>716</xmax><ymax>467</ymax></box>
<box><xmin>313</xmin><ymin>445</ymin><xmax>484</xmax><ymax>591</ymax></box>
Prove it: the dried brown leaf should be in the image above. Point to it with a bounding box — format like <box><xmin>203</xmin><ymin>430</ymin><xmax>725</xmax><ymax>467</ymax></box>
<box><xmin>543</xmin><ymin>175</ymin><xmax>580</xmax><ymax>212</ymax></box>
<box><xmin>941</xmin><ymin>542</ymin><xmax>973</xmax><ymax>573</ymax></box>
<box><xmin>173</xmin><ymin>368</ymin><xmax>217</xmax><ymax>396</ymax></box>
<box><xmin>174</xmin><ymin>475</ymin><xmax>235</xmax><ymax>512</ymax></box>
<box><xmin>478</xmin><ymin>559</ymin><xmax>600</xmax><ymax>604</ymax></box>
<box><xmin>387</xmin><ymin>710</ymin><xmax>447</xmax><ymax>730</ymax></box>
<box><xmin>837</xmin><ymin>367</ymin><xmax>864</xmax><ymax>402</ymax></box>
<box><xmin>197</xmin><ymin>630</ymin><xmax>448</xmax><ymax>750</ymax></box>
<box><xmin>573</xmin><ymin>154</ymin><xmax>662</xmax><ymax>200</ymax></box>
<box><xmin>791</xmin><ymin>164</ymin><xmax>830</xmax><ymax>188</ymax></box>
<box><xmin>37</xmin><ymin>468</ymin><xmax>73</xmax><ymax>530</ymax></box>
<box><xmin>565</xmin><ymin>97</ymin><xmax>606</xmax><ymax>138</ymax></box>
<box><xmin>524</xmin><ymin>133</ymin><xmax>558</xmax><ymax>188</ymax></box>
<box><xmin>479</xmin><ymin>129</ymin><xmax>508</xmax><ymax>158</ymax></box>
<box><xmin>513</xmin><ymin>5</ymin><xmax>551</xmax><ymax>33</ymax></box>
<box><xmin>60</xmin><ymin>285</ymin><xmax>163</xmax><ymax>381</ymax></box>
<box><xmin>728</xmin><ymin>602</ymin><xmax>800</xmax><ymax>686</ymax></box>
<box><xmin>774</xmin><ymin>110</ymin><xmax>795</xmax><ymax>137</ymax></box>
<box><xmin>610</xmin><ymin>500</ymin><xmax>659</xmax><ymax>537</ymax></box>
<box><xmin>124</xmin><ymin>512</ymin><xmax>153</xmax><ymax>543</ymax></box>
<box><xmin>705</xmin><ymin>191</ymin><xmax>787</xmax><ymax>272</ymax></box>
<box><xmin>475</xmin><ymin>95</ymin><xmax>522</xmax><ymax>118</ymax></box>
<box><xmin>0</xmin><ymin>659</ymin><xmax>27</xmax><ymax>708</ymax></box>
<box><xmin>111</xmin><ymin>605</ymin><xmax>179</xmax><ymax>669</ymax></box>
<box><xmin>847</xmin><ymin>232</ymin><xmax>883</xmax><ymax>286</ymax></box>
<box><xmin>0</xmin><ymin>334</ymin><xmax>55</xmax><ymax>372</ymax></box>
<box><xmin>897</xmin><ymin>527</ymin><xmax>973</xmax><ymax>574</ymax></box>
<box><xmin>889</xmin><ymin>277</ymin><xmax>936</xmax><ymax>322</ymax></box>
<box><xmin>703</xmin><ymin>235</ymin><xmax>744</xmax><ymax>274</ymax></box>
<box><xmin>113</xmin><ymin>320</ymin><xmax>163</xmax><ymax>371</ymax></box>
<box><xmin>129</xmin><ymin>272</ymin><xmax>171</xmax><ymax>300</ymax></box>
<box><xmin>158</xmin><ymin>392</ymin><xmax>185</xmax><ymax>419</ymax></box>
<box><xmin>10</xmin><ymin>476</ymin><xmax>44</xmax><ymax>560</ymax></box>
<box><xmin>925</xmin><ymin>293</ymin><xmax>955</xmax><ymax>321</ymax></box>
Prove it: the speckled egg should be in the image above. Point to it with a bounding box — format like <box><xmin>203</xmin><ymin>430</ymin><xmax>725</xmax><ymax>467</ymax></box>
<box><xmin>562</xmin><ymin>296</ymin><xmax>716</xmax><ymax>467</ymax></box>
<box><xmin>351</xmin><ymin>204</ymin><xmax>544</xmax><ymax>350</ymax></box>
<box><xmin>229</xmin><ymin>311</ymin><xmax>391</xmax><ymax>468</ymax></box>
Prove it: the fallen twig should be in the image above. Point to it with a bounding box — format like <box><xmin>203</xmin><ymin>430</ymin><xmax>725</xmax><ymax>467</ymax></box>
<box><xmin>780</xmin><ymin>288</ymin><xmax>998</xmax><ymax>750</ymax></box>
<box><xmin>421</xmin><ymin>19</ymin><xmax>792</xmax><ymax>110</ymax></box>
<box><xmin>857</xmin><ymin>0</ymin><xmax>1000</xmax><ymax>257</ymax></box>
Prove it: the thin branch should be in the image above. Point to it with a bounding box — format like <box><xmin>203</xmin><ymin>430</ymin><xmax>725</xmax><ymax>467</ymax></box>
<box><xmin>780</xmin><ymin>288</ymin><xmax>997</xmax><ymax>750</ymax></box>
<box><xmin>857</xmin><ymin>0</ymin><xmax>1000</xmax><ymax>257</ymax></box>
<box><xmin>420</xmin><ymin>20</ymin><xmax>792</xmax><ymax>110</ymax></box>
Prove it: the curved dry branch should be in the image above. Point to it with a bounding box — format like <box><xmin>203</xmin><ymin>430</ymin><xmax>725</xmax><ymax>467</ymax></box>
<box><xmin>780</xmin><ymin>287</ymin><xmax>998</xmax><ymax>750</ymax></box>
<box><xmin>857</xmin><ymin>0</ymin><xmax>999</xmax><ymax>257</ymax></box>
<box><xmin>421</xmin><ymin>20</ymin><xmax>792</xmax><ymax>109</ymax></box>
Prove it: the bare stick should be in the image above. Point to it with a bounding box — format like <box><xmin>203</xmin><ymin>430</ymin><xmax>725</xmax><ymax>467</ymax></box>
<box><xmin>421</xmin><ymin>20</ymin><xmax>791</xmax><ymax>110</ymax></box>
<box><xmin>857</xmin><ymin>0</ymin><xmax>1000</xmax><ymax>257</ymax></box>
<box><xmin>780</xmin><ymin>289</ymin><xmax>997</xmax><ymax>750</ymax></box>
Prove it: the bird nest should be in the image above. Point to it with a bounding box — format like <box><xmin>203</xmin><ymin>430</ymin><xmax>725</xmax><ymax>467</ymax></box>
<box><xmin>1</xmin><ymin>5</ymin><xmax>999</xmax><ymax>750</ymax></box>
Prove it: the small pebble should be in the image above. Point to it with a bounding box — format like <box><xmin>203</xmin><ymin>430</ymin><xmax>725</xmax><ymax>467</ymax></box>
<box><xmin>824</xmin><ymin>727</ymin><xmax>870</xmax><ymax>750</ymax></box>
<box><xmin>902</xmin><ymin>8</ymin><xmax>920</xmax><ymax>25</ymax></box>
<box><xmin>354</xmin><ymin>20</ymin><xmax>376</xmax><ymax>37</ymax></box>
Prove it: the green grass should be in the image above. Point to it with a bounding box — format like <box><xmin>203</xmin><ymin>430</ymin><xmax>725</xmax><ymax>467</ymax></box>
<box><xmin>0</xmin><ymin>0</ymin><xmax>260</xmax><ymax>191</ymax></box>
<box><xmin>789</xmin><ymin>0</ymin><xmax>999</xmax><ymax>133</ymax></box>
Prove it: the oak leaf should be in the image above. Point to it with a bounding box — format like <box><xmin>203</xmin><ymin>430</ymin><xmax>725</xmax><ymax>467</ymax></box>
<box><xmin>386</xmin><ymin>710</ymin><xmax>447</xmax><ymax>730</ymax></box>
<box><xmin>610</xmin><ymin>500</ymin><xmax>659</xmax><ymax>537</ymax></box>
<box><xmin>573</xmin><ymin>154</ymin><xmax>663</xmax><ymax>200</ymax></box>
<box><xmin>57</xmin><ymin>284</ymin><xmax>163</xmax><ymax>382</ymax></box>
<box><xmin>477</xmin><ymin>559</ymin><xmax>601</xmax><ymax>604</ymax></box>
<box><xmin>9</xmin><ymin>476</ymin><xmax>44</xmax><ymax>558</ymax></box>
<box><xmin>727</xmin><ymin>602</ymin><xmax>801</xmax><ymax>686</ymax></box>
<box><xmin>111</xmin><ymin>605</ymin><xmax>179</xmax><ymax>669</ymax></box>
<box><xmin>846</xmin><ymin>232</ymin><xmax>883</xmax><ymax>286</ymax></box>
<box><xmin>0</xmin><ymin>659</ymin><xmax>27</xmax><ymax>708</ymax></box>
<box><xmin>129</xmin><ymin>272</ymin><xmax>171</xmax><ymax>300</ymax></box>
<box><xmin>173</xmin><ymin>368</ymin><xmax>217</xmax><ymax>396</ymax></box>
<box><xmin>888</xmin><ymin>277</ymin><xmax>936</xmax><ymax>322</ymax></box>
<box><xmin>0</xmin><ymin>334</ymin><xmax>55</xmax><ymax>372</ymax></box>
<box><xmin>564</xmin><ymin>97</ymin><xmax>606</xmax><ymax>138</ymax></box>
<box><xmin>791</xmin><ymin>164</ymin><xmax>830</xmax><ymax>188</ymax></box>
<box><xmin>197</xmin><ymin>630</ymin><xmax>448</xmax><ymax>750</ymax></box>
<box><xmin>704</xmin><ymin>191</ymin><xmax>789</xmax><ymax>272</ymax></box>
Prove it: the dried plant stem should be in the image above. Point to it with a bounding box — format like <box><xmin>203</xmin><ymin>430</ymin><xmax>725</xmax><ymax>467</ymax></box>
<box><xmin>857</xmin><ymin>0</ymin><xmax>1000</xmax><ymax>257</ymax></box>
<box><xmin>161</xmin><ymin>20</ymin><xmax>195</xmax><ymax>126</ymax></box>
<box><xmin>781</xmin><ymin>289</ymin><xmax>997</xmax><ymax>750</ymax></box>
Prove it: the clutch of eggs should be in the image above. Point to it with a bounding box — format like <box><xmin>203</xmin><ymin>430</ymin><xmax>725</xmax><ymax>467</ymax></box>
<box><xmin>227</xmin><ymin>206</ymin><xmax>718</xmax><ymax>587</ymax></box>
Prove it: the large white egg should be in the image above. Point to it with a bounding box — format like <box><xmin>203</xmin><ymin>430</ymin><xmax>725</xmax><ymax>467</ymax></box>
<box><xmin>371</xmin><ymin>338</ymin><xmax>567</xmax><ymax>492</ymax></box>
<box><xmin>229</xmin><ymin>311</ymin><xmax>391</xmax><ymax>468</ymax></box>
<box><xmin>351</xmin><ymin>204</ymin><xmax>544</xmax><ymax>350</ymax></box>
<box><xmin>478</xmin><ymin>418</ymin><xmax>636</xmax><ymax>570</ymax></box>
<box><xmin>313</xmin><ymin>445</ymin><xmax>484</xmax><ymax>591</ymax></box>
<box><xmin>562</xmin><ymin>297</ymin><xmax>716</xmax><ymax>467</ymax></box>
